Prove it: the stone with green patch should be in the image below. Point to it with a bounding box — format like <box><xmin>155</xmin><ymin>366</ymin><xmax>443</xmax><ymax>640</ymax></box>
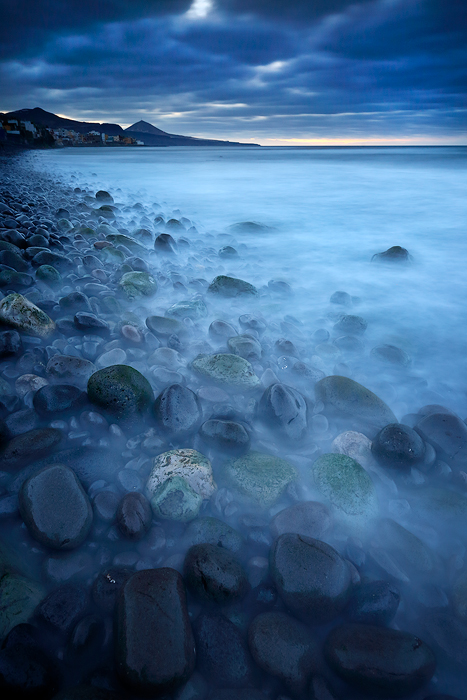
<box><xmin>119</xmin><ymin>271</ymin><xmax>157</xmax><ymax>300</ymax></box>
<box><xmin>191</xmin><ymin>353</ymin><xmax>260</xmax><ymax>390</ymax></box>
<box><xmin>0</xmin><ymin>293</ymin><xmax>55</xmax><ymax>337</ymax></box>
<box><xmin>149</xmin><ymin>475</ymin><xmax>202</xmax><ymax>522</ymax></box>
<box><xmin>36</xmin><ymin>265</ymin><xmax>61</xmax><ymax>285</ymax></box>
<box><xmin>208</xmin><ymin>275</ymin><xmax>258</xmax><ymax>298</ymax></box>
<box><xmin>223</xmin><ymin>451</ymin><xmax>298</xmax><ymax>508</ymax></box>
<box><xmin>166</xmin><ymin>299</ymin><xmax>208</xmax><ymax>320</ymax></box>
<box><xmin>146</xmin><ymin>448</ymin><xmax>216</xmax><ymax>501</ymax></box>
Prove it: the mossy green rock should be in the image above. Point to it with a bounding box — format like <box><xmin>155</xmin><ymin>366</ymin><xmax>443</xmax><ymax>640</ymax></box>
<box><xmin>106</xmin><ymin>233</ymin><xmax>146</xmax><ymax>253</ymax></box>
<box><xmin>223</xmin><ymin>451</ymin><xmax>298</xmax><ymax>508</ymax></box>
<box><xmin>166</xmin><ymin>299</ymin><xmax>208</xmax><ymax>320</ymax></box>
<box><xmin>192</xmin><ymin>353</ymin><xmax>260</xmax><ymax>390</ymax></box>
<box><xmin>315</xmin><ymin>375</ymin><xmax>397</xmax><ymax>431</ymax></box>
<box><xmin>208</xmin><ymin>275</ymin><xmax>258</xmax><ymax>297</ymax></box>
<box><xmin>119</xmin><ymin>271</ymin><xmax>157</xmax><ymax>300</ymax></box>
<box><xmin>36</xmin><ymin>265</ymin><xmax>62</xmax><ymax>284</ymax></box>
<box><xmin>0</xmin><ymin>572</ymin><xmax>45</xmax><ymax>641</ymax></box>
<box><xmin>87</xmin><ymin>364</ymin><xmax>153</xmax><ymax>423</ymax></box>
<box><xmin>312</xmin><ymin>453</ymin><xmax>378</xmax><ymax>531</ymax></box>
<box><xmin>149</xmin><ymin>475</ymin><xmax>202</xmax><ymax>522</ymax></box>
<box><xmin>0</xmin><ymin>293</ymin><xmax>55</xmax><ymax>337</ymax></box>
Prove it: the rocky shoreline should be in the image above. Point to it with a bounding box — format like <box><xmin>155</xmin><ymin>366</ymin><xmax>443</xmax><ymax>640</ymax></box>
<box><xmin>0</xmin><ymin>150</ymin><xmax>465</xmax><ymax>699</ymax></box>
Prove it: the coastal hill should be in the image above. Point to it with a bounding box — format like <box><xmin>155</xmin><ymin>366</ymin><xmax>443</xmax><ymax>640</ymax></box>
<box><xmin>1</xmin><ymin>108</ymin><xmax>258</xmax><ymax>147</ymax></box>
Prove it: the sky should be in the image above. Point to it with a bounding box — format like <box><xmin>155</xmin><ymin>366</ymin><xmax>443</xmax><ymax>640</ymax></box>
<box><xmin>0</xmin><ymin>0</ymin><xmax>466</xmax><ymax>145</ymax></box>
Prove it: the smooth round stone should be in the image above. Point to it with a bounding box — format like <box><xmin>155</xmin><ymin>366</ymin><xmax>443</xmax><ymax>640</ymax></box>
<box><xmin>15</xmin><ymin>372</ymin><xmax>48</xmax><ymax>399</ymax></box>
<box><xmin>95</xmin><ymin>348</ymin><xmax>127</xmax><ymax>368</ymax></box>
<box><xmin>223</xmin><ymin>451</ymin><xmax>298</xmax><ymax>509</ymax></box>
<box><xmin>154</xmin><ymin>384</ymin><xmax>201</xmax><ymax>437</ymax></box>
<box><xmin>166</xmin><ymin>299</ymin><xmax>207</xmax><ymax>320</ymax></box>
<box><xmin>93</xmin><ymin>490</ymin><xmax>119</xmax><ymax>522</ymax></box>
<box><xmin>199</xmin><ymin>419</ymin><xmax>250</xmax><ymax>455</ymax></box>
<box><xmin>0</xmin><ymin>293</ymin><xmax>55</xmax><ymax>337</ymax></box>
<box><xmin>121</xmin><ymin>324</ymin><xmax>142</xmax><ymax>343</ymax></box>
<box><xmin>149</xmin><ymin>476</ymin><xmax>202</xmax><ymax>522</ymax></box>
<box><xmin>371</xmin><ymin>344</ymin><xmax>411</xmax><ymax>366</ymax></box>
<box><xmin>117</xmin><ymin>469</ymin><xmax>143</xmax><ymax>493</ymax></box>
<box><xmin>331</xmin><ymin>430</ymin><xmax>373</xmax><ymax>468</ymax></box>
<box><xmin>0</xmin><ymin>427</ymin><xmax>63</xmax><ymax>469</ymax></box>
<box><xmin>2</xmin><ymin>408</ymin><xmax>37</xmax><ymax>437</ymax></box>
<box><xmin>333</xmin><ymin>315</ymin><xmax>367</xmax><ymax>335</ymax></box>
<box><xmin>183</xmin><ymin>516</ymin><xmax>244</xmax><ymax>553</ymax></box>
<box><xmin>208</xmin><ymin>275</ymin><xmax>257</xmax><ymax>297</ymax></box>
<box><xmin>371</xmin><ymin>245</ymin><xmax>411</xmax><ymax>262</ymax></box>
<box><xmin>74</xmin><ymin>312</ymin><xmax>110</xmax><ymax>335</ymax></box>
<box><xmin>324</xmin><ymin>624</ymin><xmax>436</xmax><ymax>696</ymax></box>
<box><xmin>116</xmin><ymin>568</ymin><xmax>195</xmax><ymax>694</ymax></box>
<box><xmin>228</xmin><ymin>334</ymin><xmax>262</xmax><ymax>361</ymax></box>
<box><xmin>315</xmin><ymin>375</ymin><xmax>397</xmax><ymax>432</ymax></box>
<box><xmin>184</xmin><ymin>543</ymin><xmax>249</xmax><ymax>604</ymax></box>
<box><xmin>59</xmin><ymin>291</ymin><xmax>91</xmax><ymax>312</ymax></box>
<box><xmin>209</xmin><ymin>319</ymin><xmax>238</xmax><ymax>341</ymax></box>
<box><xmin>146</xmin><ymin>315</ymin><xmax>187</xmax><ymax>338</ymax></box>
<box><xmin>146</xmin><ymin>448</ymin><xmax>216</xmax><ymax>500</ymax></box>
<box><xmin>372</xmin><ymin>423</ymin><xmax>426</xmax><ymax>471</ymax></box>
<box><xmin>19</xmin><ymin>464</ymin><xmax>93</xmax><ymax>550</ymax></box>
<box><xmin>259</xmin><ymin>383</ymin><xmax>308</xmax><ymax>441</ymax></box>
<box><xmin>270</xmin><ymin>501</ymin><xmax>332</xmax><ymax>540</ymax></box>
<box><xmin>248</xmin><ymin>611</ymin><xmax>318</xmax><ymax>695</ymax></box>
<box><xmin>46</xmin><ymin>355</ymin><xmax>96</xmax><ymax>387</ymax></box>
<box><xmin>333</xmin><ymin>335</ymin><xmax>364</xmax><ymax>354</ymax></box>
<box><xmin>330</xmin><ymin>290</ymin><xmax>352</xmax><ymax>306</ymax></box>
<box><xmin>346</xmin><ymin>580</ymin><xmax>400</xmax><ymax>626</ymax></box>
<box><xmin>416</xmin><ymin>411</ymin><xmax>467</xmax><ymax>463</ymax></box>
<box><xmin>119</xmin><ymin>271</ymin><xmax>157</xmax><ymax>300</ymax></box>
<box><xmin>116</xmin><ymin>492</ymin><xmax>152</xmax><ymax>539</ymax></box>
<box><xmin>193</xmin><ymin>612</ymin><xmax>254</xmax><ymax>688</ymax></box>
<box><xmin>36</xmin><ymin>583</ymin><xmax>88</xmax><ymax>632</ymax></box>
<box><xmin>155</xmin><ymin>232</ymin><xmax>177</xmax><ymax>253</ymax></box>
<box><xmin>270</xmin><ymin>533</ymin><xmax>352</xmax><ymax>624</ymax></box>
<box><xmin>87</xmin><ymin>364</ymin><xmax>153</xmax><ymax>424</ymax></box>
<box><xmin>33</xmin><ymin>384</ymin><xmax>87</xmax><ymax>416</ymax></box>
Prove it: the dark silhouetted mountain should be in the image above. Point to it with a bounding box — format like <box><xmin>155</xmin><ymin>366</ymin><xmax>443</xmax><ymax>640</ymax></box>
<box><xmin>2</xmin><ymin>108</ymin><xmax>258</xmax><ymax>146</ymax></box>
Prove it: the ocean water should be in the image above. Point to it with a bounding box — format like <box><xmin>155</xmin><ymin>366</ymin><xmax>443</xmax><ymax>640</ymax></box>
<box><xmin>34</xmin><ymin>145</ymin><xmax>467</xmax><ymax>415</ymax></box>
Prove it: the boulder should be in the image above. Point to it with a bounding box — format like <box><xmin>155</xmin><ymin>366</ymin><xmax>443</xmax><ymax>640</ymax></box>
<box><xmin>371</xmin><ymin>246</ymin><xmax>412</xmax><ymax>263</ymax></box>
<box><xmin>372</xmin><ymin>423</ymin><xmax>425</xmax><ymax>471</ymax></box>
<box><xmin>208</xmin><ymin>275</ymin><xmax>257</xmax><ymax>297</ymax></box>
<box><xmin>87</xmin><ymin>365</ymin><xmax>153</xmax><ymax>425</ymax></box>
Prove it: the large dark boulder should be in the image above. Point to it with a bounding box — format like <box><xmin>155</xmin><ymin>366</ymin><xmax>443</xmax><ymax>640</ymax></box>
<box><xmin>87</xmin><ymin>365</ymin><xmax>153</xmax><ymax>426</ymax></box>
<box><xmin>116</xmin><ymin>568</ymin><xmax>195</xmax><ymax>695</ymax></box>
<box><xmin>324</xmin><ymin>623</ymin><xmax>436</xmax><ymax>697</ymax></box>
<box><xmin>270</xmin><ymin>534</ymin><xmax>352</xmax><ymax>624</ymax></box>
<box><xmin>371</xmin><ymin>423</ymin><xmax>425</xmax><ymax>471</ymax></box>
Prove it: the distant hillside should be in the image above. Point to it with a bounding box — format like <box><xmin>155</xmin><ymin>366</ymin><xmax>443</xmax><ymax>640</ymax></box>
<box><xmin>2</xmin><ymin>108</ymin><xmax>258</xmax><ymax>146</ymax></box>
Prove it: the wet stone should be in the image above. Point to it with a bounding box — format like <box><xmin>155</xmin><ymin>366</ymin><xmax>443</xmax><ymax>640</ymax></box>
<box><xmin>119</xmin><ymin>271</ymin><xmax>157</xmax><ymax>300</ymax></box>
<box><xmin>208</xmin><ymin>275</ymin><xmax>258</xmax><ymax>297</ymax></box>
<box><xmin>192</xmin><ymin>353</ymin><xmax>260</xmax><ymax>390</ymax></box>
<box><xmin>116</xmin><ymin>492</ymin><xmax>152</xmax><ymax>539</ymax></box>
<box><xmin>371</xmin><ymin>343</ymin><xmax>411</xmax><ymax>366</ymax></box>
<box><xmin>0</xmin><ymin>331</ymin><xmax>22</xmax><ymax>358</ymax></box>
<box><xmin>248</xmin><ymin>611</ymin><xmax>318</xmax><ymax>695</ymax></box>
<box><xmin>372</xmin><ymin>245</ymin><xmax>412</xmax><ymax>262</ymax></box>
<box><xmin>184</xmin><ymin>543</ymin><xmax>249</xmax><ymax>604</ymax></box>
<box><xmin>87</xmin><ymin>364</ymin><xmax>153</xmax><ymax>425</ymax></box>
<box><xmin>92</xmin><ymin>490</ymin><xmax>119</xmax><ymax>522</ymax></box>
<box><xmin>223</xmin><ymin>451</ymin><xmax>297</xmax><ymax>509</ymax></box>
<box><xmin>74</xmin><ymin>312</ymin><xmax>110</xmax><ymax>335</ymax></box>
<box><xmin>33</xmin><ymin>384</ymin><xmax>87</xmax><ymax>417</ymax></box>
<box><xmin>149</xmin><ymin>476</ymin><xmax>202</xmax><ymax>522</ymax></box>
<box><xmin>59</xmin><ymin>291</ymin><xmax>91</xmax><ymax>313</ymax></box>
<box><xmin>183</xmin><ymin>516</ymin><xmax>244</xmax><ymax>553</ymax></box>
<box><xmin>199</xmin><ymin>419</ymin><xmax>251</xmax><ymax>455</ymax></box>
<box><xmin>92</xmin><ymin>567</ymin><xmax>132</xmax><ymax>611</ymax></box>
<box><xmin>270</xmin><ymin>533</ymin><xmax>352</xmax><ymax>624</ymax></box>
<box><xmin>146</xmin><ymin>315</ymin><xmax>187</xmax><ymax>338</ymax></box>
<box><xmin>166</xmin><ymin>299</ymin><xmax>208</xmax><ymax>321</ymax></box>
<box><xmin>0</xmin><ymin>293</ymin><xmax>55</xmax><ymax>337</ymax></box>
<box><xmin>155</xmin><ymin>232</ymin><xmax>177</xmax><ymax>253</ymax></box>
<box><xmin>46</xmin><ymin>355</ymin><xmax>96</xmax><ymax>388</ymax></box>
<box><xmin>147</xmin><ymin>448</ymin><xmax>216</xmax><ymax>501</ymax></box>
<box><xmin>0</xmin><ymin>428</ymin><xmax>63</xmax><ymax>470</ymax></box>
<box><xmin>333</xmin><ymin>314</ymin><xmax>367</xmax><ymax>335</ymax></box>
<box><xmin>193</xmin><ymin>612</ymin><xmax>254</xmax><ymax>688</ymax></box>
<box><xmin>372</xmin><ymin>423</ymin><xmax>426</xmax><ymax>471</ymax></box>
<box><xmin>270</xmin><ymin>501</ymin><xmax>332</xmax><ymax>540</ymax></box>
<box><xmin>36</xmin><ymin>583</ymin><xmax>88</xmax><ymax>633</ymax></box>
<box><xmin>259</xmin><ymin>383</ymin><xmax>308</xmax><ymax>441</ymax></box>
<box><xmin>416</xmin><ymin>411</ymin><xmax>467</xmax><ymax>464</ymax></box>
<box><xmin>0</xmin><ymin>573</ymin><xmax>45</xmax><ymax>640</ymax></box>
<box><xmin>154</xmin><ymin>384</ymin><xmax>201</xmax><ymax>437</ymax></box>
<box><xmin>346</xmin><ymin>580</ymin><xmax>400</xmax><ymax>626</ymax></box>
<box><xmin>324</xmin><ymin>623</ymin><xmax>435</xmax><ymax>696</ymax></box>
<box><xmin>228</xmin><ymin>334</ymin><xmax>262</xmax><ymax>361</ymax></box>
<box><xmin>19</xmin><ymin>464</ymin><xmax>93</xmax><ymax>550</ymax></box>
<box><xmin>209</xmin><ymin>319</ymin><xmax>238</xmax><ymax>341</ymax></box>
<box><xmin>116</xmin><ymin>568</ymin><xmax>195</xmax><ymax>695</ymax></box>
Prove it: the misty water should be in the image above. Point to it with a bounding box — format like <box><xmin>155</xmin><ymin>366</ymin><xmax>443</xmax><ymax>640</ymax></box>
<box><xmin>2</xmin><ymin>145</ymin><xmax>467</xmax><ymax>698</ymax></box>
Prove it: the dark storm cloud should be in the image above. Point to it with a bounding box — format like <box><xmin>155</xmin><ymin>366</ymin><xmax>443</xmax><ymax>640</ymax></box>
<box><xmin>0</xmin><ymin>0</ymin><xmax>465</xmax><ymax>141</ymax></box>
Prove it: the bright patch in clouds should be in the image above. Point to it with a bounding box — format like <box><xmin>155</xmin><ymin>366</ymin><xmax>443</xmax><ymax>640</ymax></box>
<box><xmin>186</xmin><ymin>0</ymin><xmax>213</xmax><ymax>19</ymax></box>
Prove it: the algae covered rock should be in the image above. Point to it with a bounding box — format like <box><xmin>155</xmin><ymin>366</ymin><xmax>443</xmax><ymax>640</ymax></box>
<box><xmin>87</xmin><ymin>365</ymin><xmax>153</xmax><ymax>424</ymax></box>
<box><xmin>192</xmin><ymin>353</ymin><xmax>260</xmax><ymax>390</ymax></box>
<box><xmin>208</xmin><ymin>275</ymin><xmax>258</xmax><ymax>298</ymax></box>
<box><xmin>312</xmin><ymin>453</ymin><xmax>378</xmax><ymax>531</ymax></box>
<box><xmin>223</xmin><ymin>450</ymin><xmax>297</xmax><ymax>508</ymax></box>
<box><xmin>315</xmin><ymin>375</ymin><xmax>397</xmax><ymax>431</ymax></box>
<box><xmin>166</xmin><ymin>299</ymin><xmax>208</xmax><ymax>320</ymax></box>
<box><xmin>146</xmin><ymin>448</ymin><xmax>216</xmax><ymax>501</ymax></box>
<box><xmin>0</xmin><ymin>293</ymin><xmax>55</xmax><ymax>337</ymax></box>
<box><xmin>119</xmin><ymin>271</ymin><xmax>157</xmax><ymax>300</ymax></box>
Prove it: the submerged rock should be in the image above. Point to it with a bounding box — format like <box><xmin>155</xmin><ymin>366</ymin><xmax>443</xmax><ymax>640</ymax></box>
<box><xmin>118</xmin><ymin>271</ymin><xmax>157</xmax><ymax>300</ymax></box>
<box><xmin>315</xmin><ymin>375</ymin><xmax>397</xmax><ymax>432</ymax></box>
<box><xmin>146</xmin><ymin>315</ymin><xmax>187</xmax><ymax>338</ymax></box>
<box><xmin>372</xmin><ymin>423</ymin><xmax>425</xmax><ymax>471</ymax></box>
<box><xmin>208</xmin><ymin>275</ymin><xmax>258</xmax><ymax>297</ymax></box>
<box><xmin>199</xmin><ymin>419</ymin><xmax>251</xmax><ymax>455</ymax></box>
<box><xmin>153</xmin><ymin>384</ymin><xmax>201</xmax><ymax>437</ymax></box>
<box><xmin>166</xmin><ymin>299</ymin><xmax>208</xmax><ymax>320</ymax></box>
<box><xmin>184</xmin><ymin>543</ymin><xmax>249</xmax><ymax>604</ymax></box>
<box><xmin>146</xmin><ymin>448</ymin><xmax>216</xmax><ymax>500</ymax></box>
<box><xmin>270</xmin><ymin>501</ymin><xmax>332</xmax><ymax>540</ymax></box>
<box><xmin>371</xmin><ymin>344</ymin><xmax>411</xmax><ymax>366</ymax></box>
<box><xmin>259</xmin><ymin>383</ymin><xmax>308</xmax><ymax>441</ymax></box>
<box><xmin>270</xmin><ymin>533</ymin><xmax>352</xmax><ymax>624</ymax></box>
<box><xmin>312</xmin><ymin>453</ymin><xmax>378</xmax><ymax>532</ymax></box>
<box><xmin>346</xmin><ymin>580</ymin><xmax>400</xmax><ymax>626</ymax></box>
<box><xmin>0</xmin><ymin>293</ymin><xmax>55</xmax><ymax>337</ymax></box>
<box><xmin>116</xmin><ymin>568</ymin><xmax>195</xmax><ymax>694</ymax></box>
<box><xmin>19</xmin><ymin>464</ymin><xmax>92</xmax><ymax>550</ymax></box>
<box><xmin>416</xmin><ymin>411</ymin><xmax>467</xmax><ymax>464</ymax></box>
<box><xmin>223</xmin><ymin>451</ymin><xmax>297</xmax><ymax>508</ymax></box>
<box><xmin>372</xmin><ymin>245</ymin><xmax>412</xmax><ymax>263</ymax></box>
<box><xmin>324</xmin><ymin>623</ymin><xmax>435</xmax><ymax>696</ymax></box>
<box><xmin>0</xmin><ymin>573</ymin><xmax>45</xmax><ymax>641</ymax></box>
<box><xmin>192</xmin><ymin>353</ymin><xmax>260</xmax><ymax>390</ymax></box>
<box><xmin>46</xmin><ymin>355</ymin><xmax>96</xmax><ymax>388</ymax></box>
<box><xmin>183</xmin><ymin>516</ymin><xmax>244</xmax><ymax>553</ymax></box>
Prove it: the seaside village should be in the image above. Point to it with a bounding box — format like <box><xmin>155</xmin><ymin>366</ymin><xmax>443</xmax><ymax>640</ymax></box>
<box><xmin>0</xmin><ymin>117</ymin><xmax>145</xmax><ymax>146</ymax></box>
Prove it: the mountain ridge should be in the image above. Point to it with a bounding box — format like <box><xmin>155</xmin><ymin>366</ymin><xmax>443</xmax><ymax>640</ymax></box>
<box><xmin>1</xmin><ymin>108</ymin><xmax>258</xmax><ymax>146</ymax></box>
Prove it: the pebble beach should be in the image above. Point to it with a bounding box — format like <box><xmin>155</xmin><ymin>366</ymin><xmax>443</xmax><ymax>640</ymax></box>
<box><xmin>0</xmin><ymin>148</ymin><xmax>466</xmax><ymax>700</ymax></box>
